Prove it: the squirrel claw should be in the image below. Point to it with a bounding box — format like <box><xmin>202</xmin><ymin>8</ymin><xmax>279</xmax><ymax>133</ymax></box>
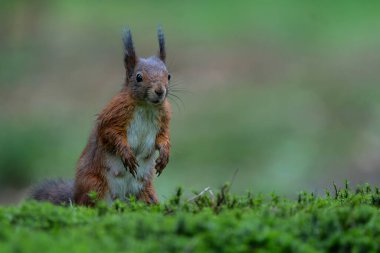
<box><xmin>122</xmin><ymin>154</ymin><xmax>139</xmax><ymax>178</ymax></box>
<box><xmin>155</xmin><ymin>151</ymin><xmax>168</xmax><ymax>176</ymax></box>
<box><xmin>128</xmin><ymin>167</ymin><xmax>136</xmax><ymax>178</ymax></box>
<box><xmin>129</xmin><ymin>165</ymin><xmax>138</xmax><ymax>178</ymax></box>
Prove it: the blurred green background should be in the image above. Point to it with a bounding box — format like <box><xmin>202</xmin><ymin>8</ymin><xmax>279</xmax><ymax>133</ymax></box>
<box><xmin>1</xmin><ymin>1</ymin><xmax>380</xmax><ymax>204</ymax></box>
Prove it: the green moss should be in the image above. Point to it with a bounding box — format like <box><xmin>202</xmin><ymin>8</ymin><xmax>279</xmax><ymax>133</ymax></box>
<box><xmin>1</xmin><ymin>184</ymin><xmax>380</xmax><ymax>252</ymax></box>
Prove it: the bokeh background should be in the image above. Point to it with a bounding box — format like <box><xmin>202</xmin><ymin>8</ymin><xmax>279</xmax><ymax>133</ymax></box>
<box><xmin>1</xmin><ymin>1</ymin><xmax>380</xmax><ymax>204</ymax></box>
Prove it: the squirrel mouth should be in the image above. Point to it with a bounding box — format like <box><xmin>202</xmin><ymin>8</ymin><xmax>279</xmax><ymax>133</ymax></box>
<box><xmin>147</xmin><ymin>94</ymin><xmax>165</xmax><ymax>105</ymax></box>
<box><xmin>150</xmin><ymin>99</ymin><xmax>162</xmax><ymax>105</ymax></box>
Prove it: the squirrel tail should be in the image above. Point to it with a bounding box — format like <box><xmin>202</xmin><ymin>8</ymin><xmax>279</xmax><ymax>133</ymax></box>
<box><xmin>29</xmin><ymin>178</ymin><xmax>74</xmax><ymax>206</ymax></box>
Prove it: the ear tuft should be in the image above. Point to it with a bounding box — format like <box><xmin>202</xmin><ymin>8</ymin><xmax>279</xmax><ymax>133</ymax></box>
<box><xmin>157</xmin><ymin>26</ymin><xmax>166</xmax><ymax>62</ymax></box>
<box><xmin>122</xmin><ymin>27</ymin><xmax>137</xmax><ymax>78</ymax></box>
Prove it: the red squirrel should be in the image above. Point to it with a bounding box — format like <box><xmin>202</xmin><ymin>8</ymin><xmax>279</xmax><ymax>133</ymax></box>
<box><xmin>30</xmin><ymin>28</ymin><xmax>171</xmax><ymax>206</ymax></box>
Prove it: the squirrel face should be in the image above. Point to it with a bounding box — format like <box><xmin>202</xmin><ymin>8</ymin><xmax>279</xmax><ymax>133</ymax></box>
<box><xmin>130</xmin><ymin>57</ymin><xmax>169</xmax><ymax>105</ymax></box>
<box><xmin>123</xmin><ymin>28</ymin><xmax>170</xmax><ymax>106</ymax></box>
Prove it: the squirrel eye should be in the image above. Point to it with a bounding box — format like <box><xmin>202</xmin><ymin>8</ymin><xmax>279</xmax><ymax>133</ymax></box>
<box><xmin>168</xmin><ymin>74</ymin><xmax>171</xmax><ymax>80</ymax></box>
<box><xmin>136</xmin><ymin>73</ymin><xmax>143</xmax><ymax>82</ymax></box>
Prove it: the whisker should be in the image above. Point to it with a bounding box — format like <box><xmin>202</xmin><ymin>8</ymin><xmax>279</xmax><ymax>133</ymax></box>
<box><xmin>169</xmin><ymin>83</ymin><xmax>184</xmax><ymax>89</ymax></box>
<box><xmin>168</xmin><ymin>93</ymin><xmax>186</xmax><ymax>110</ymax></box>
<box><xmin>169</xmin><ymin>88</ymin><xmax>193</xmax><ymax>96</ymax></box>
<box><xmin>168</xmin><ymin>88</ymin><xmax>190</xmax><ymax>94</ymax></box>
<box><xmin>168</xmin><ymin>95</ymin><xmax>182</xmax><ymax>113</ymax></box>
<box><xmin>169</xmin><ymin>82</ymin><xmax>191</xmax><ymax>94</ymax></box>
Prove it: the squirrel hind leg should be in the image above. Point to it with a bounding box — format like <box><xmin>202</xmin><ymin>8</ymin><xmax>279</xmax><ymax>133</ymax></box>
<box><xmin>138</xmin><ymin>181</ymin><xmax>158</xmax><ymax>204</ymax></box>
<box><xmin>28</xmin><ymin>178</ymin><xmax>74</xmax><ymax>206</ymax></box>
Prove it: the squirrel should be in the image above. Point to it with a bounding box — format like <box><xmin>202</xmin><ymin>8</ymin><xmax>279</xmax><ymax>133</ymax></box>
<box><xmin>29</xmin><ymin>27</ymin><xmax>171</xmax><ymax>206</ymax></box>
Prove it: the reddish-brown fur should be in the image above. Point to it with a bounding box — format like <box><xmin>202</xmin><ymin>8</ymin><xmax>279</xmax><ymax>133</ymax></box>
<box><xmin>28</xmin><ymin>28</ymin><xmax>171</xmax><ymax>207</ymax></box>
<box><xmin>72</xmin><ymin>28</ymin><xmax>171</xmax><ymax>206</ymax></box>
<box><xmin>73</xmin><ymin>90</ymin><xmax>171</xmax><ymax>206</ymax></box>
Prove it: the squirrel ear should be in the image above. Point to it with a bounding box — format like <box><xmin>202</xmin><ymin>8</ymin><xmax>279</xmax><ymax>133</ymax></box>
<box><xmin>122</xmin><ymin>28</ymin><xmax>137</xmax><ymax>78</ymax></box>
<box><xmin>157</xmin><ymin>26</ymin><xmax>166</xmax><ymax>62</ymax></box>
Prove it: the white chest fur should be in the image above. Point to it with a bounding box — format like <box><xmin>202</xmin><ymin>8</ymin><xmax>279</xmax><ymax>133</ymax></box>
<box><xmin>127</xmin><ymin>106</ymin><xmax>159</xmax><ymax>158</ymax></box>
<box><xmin>105</xmin><ymin>106</ymin><xmax>160</xmax><ymax>204</ymax></box>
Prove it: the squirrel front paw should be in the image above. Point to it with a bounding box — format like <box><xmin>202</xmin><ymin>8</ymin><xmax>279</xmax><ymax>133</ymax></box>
<box><xmin>155</xmin><ymin>149</ymin><xmax>169</xmax><ymax>176</ymax></box>
<box><xmin>121</xmin><ymin>149</ymin><xmax>139</xmax><ymax>177</ymax></box>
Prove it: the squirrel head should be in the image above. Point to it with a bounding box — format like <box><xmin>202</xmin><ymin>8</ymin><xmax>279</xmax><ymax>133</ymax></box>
<box><xmin>122</xmin><ymin>27</ymin><xmax>170</xmax><ymax>106</ymax></box>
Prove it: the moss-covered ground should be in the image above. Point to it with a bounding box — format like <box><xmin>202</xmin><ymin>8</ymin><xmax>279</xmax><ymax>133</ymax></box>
<box><xmin>1</xmin><ymin>183</ymin><xmax>380</xmax><ymax>253</ymax></box>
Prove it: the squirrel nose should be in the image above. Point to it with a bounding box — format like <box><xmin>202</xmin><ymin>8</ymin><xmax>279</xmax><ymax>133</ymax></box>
<box><xmin>155</xmin><ymin>89</ymin><xmax>164</xmax><ymax>97</ymax></box>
